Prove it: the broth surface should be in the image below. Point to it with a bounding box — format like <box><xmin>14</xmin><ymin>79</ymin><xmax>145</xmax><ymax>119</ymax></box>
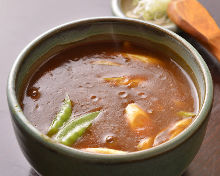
<box><xmin>22</xmin><ymin>40</ymin><xmax>198</xmax><ymax>152</ymax></box>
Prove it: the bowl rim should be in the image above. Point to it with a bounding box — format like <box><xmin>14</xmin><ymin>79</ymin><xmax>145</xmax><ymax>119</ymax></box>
<box><xmin>111</xmin><ymin>0</ymin><xmax>179</xmax><ymax>32</ymax></box>
<box><xmin>7</xmin><ymin>17</ymin><xmax>213</xmax><ymax>163</ymax></box>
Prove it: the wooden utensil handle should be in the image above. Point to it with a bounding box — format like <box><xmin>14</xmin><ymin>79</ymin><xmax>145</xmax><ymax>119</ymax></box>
<box><xmin>168</xmin><ymin>0</ymin><xmax>220</xmax><ymax>62</ymax></box>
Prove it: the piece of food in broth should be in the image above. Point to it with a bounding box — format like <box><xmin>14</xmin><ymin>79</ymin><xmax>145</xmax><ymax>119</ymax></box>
<box><xmin>91</xmin><ymin>60</ymin><xmax>121</xmax><ymax>66</ymax></box>
<box><xmin>125</xmin><ymin>103</ymin><xmax>151</xmax><ymax>130</ymax></box>
<box><xmin>103</xmin><ymin>76</ymin><xmax>145</xmax><ymax>88</ymax></box>
<box><xmin>47</xmin><ymin>94</ymin><xmax>73</xmax><ymax>136</ymax></box>
<box><xmin>81</xmin><ymin>148</ymin><xmax>128</xmax><ymax>154</ymax></box>
<box><xmin>56</xmin><ymin>111</ymin><xmax>100</xmax><ymax>146</ymax></box>
<box><xmin>177</xmin><ymin>111</ymin><xmax>196</xmax><ymax>118</ymax></box>
<box><xmin>122</xmin><ymin>53</ymin><xmax>164</xmax><ymax>65</ymax></box>
<box><xmin>154</xmin><ymin>118</ymin><xmax>193</xmax><ymax>146</ymax></box>
<box><xmin>169</xmin><ymin>118</ymin><xmax>193</xmax><ymax>139</ymax></box>
<box><xmin>137</xmin><ymin>137</ymin><xmax>154</xmax><ymax>150</ymax></box>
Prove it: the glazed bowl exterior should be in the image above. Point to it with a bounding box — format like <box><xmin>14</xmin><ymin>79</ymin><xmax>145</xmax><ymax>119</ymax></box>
<box><xmin>7</xmin><ymin>17</ymin><xmax>213</xmax><ymax>176</ymax></box>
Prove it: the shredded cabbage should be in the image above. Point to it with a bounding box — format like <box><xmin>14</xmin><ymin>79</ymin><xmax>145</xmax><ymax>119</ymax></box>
<box><xmin>126</xmin><ymin>0</ymin><xmax>171</xmax><ymax>26</ymax></box>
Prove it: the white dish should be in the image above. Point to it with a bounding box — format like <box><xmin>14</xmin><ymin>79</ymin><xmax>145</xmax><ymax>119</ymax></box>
<box><xmin>111</xmin><ymin>0</ymin><xmax>178</xmax><ymax>32</ymax></box>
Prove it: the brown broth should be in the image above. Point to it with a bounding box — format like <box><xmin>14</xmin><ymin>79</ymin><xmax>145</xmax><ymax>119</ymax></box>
<box><xmin>21</xmin><ymin>39</ymin><xmax>198</xmax><ymax>152</ymax></box>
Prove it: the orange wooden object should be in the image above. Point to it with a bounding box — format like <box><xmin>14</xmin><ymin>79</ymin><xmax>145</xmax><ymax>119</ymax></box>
<box><xmin>167</xmin><ymin>0</ymin><xmax>220</xmax><ymax>62</ymax></box>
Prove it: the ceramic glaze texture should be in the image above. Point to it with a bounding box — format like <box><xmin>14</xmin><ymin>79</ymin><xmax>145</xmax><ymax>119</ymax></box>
<box><xmin>7</xmin><ymin>18</ymin><xmax>213</xmax><ymax>176</ymax></box>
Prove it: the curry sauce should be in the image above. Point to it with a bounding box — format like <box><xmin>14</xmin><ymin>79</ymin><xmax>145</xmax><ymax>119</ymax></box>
<box><xmin>21</xmin><ymin>40</ymin><xmax>198</xmax><ymax>152</ymax></box>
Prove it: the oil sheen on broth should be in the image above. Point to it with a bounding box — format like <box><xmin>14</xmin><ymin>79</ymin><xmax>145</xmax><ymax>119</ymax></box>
<box><xmin>21</xmin><ymin>39</ymin><xmax>198</xmax><ymax>153</ymax></box>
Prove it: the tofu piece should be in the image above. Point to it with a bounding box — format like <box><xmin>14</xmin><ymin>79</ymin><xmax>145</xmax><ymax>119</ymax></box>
<box><xmin>137</xmin><ymin>137</ymin><xmax>154</xmax><ymax>150</ymax></box>
<box><xmin>125</xmin><ymin>103</ymin><xmax>151</xmax><ymax>130</ymax></box>
<box><xmin>81</xmin><ymin>148</ymin><xmax>128</xmax><ymax>154</ymax></box>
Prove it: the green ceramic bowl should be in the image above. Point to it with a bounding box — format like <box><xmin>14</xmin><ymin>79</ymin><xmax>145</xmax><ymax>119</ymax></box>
<box><xmin>111</xmin><ymin>0</ymin><xmax>178</xmax><ymax>32</ymax></box>
<box><xmin>7</xmin><ymin>17</ymin><xmax>213</xmax><ymax>176</ymax></box>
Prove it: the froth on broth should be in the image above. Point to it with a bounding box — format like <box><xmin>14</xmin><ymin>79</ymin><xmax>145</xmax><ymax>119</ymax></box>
<box><xmin>21</xmin><ymin>36</ymin><xmax>199</xmax><ymax>154</ymax></box>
